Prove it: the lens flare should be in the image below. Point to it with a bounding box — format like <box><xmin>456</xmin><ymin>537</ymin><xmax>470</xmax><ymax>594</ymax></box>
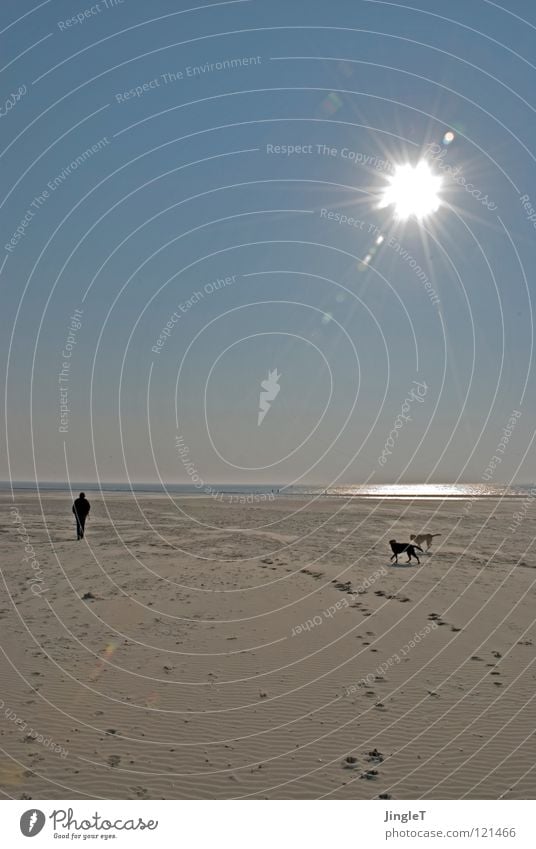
<box><xmin>379</xmin><ymin>160</ymin><xmax>442</xmax><ymax>220</ymax></box>
<box><xmin>319</xmin><ymin>92</ymin><xmax>343</xmax><ymax>115</ymax></box>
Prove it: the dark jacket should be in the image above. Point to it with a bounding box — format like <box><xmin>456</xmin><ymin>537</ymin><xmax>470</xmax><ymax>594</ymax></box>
<box><xmin>72</xmin><ymin>496</ymin><xmax>90</xmax><ymax>518</ymax></box>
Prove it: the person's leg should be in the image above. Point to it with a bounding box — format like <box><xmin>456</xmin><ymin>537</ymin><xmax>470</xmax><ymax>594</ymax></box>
<box><xmin>79</xmin><ymin>516</ymin><xmax>86</xmax><ymax>539</ymax></box>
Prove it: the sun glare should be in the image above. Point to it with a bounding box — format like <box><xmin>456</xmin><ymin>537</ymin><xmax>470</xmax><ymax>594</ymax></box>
<box><xmin>380</xmin><ymin>160</ymin><xmax>442</xmax><ymax>220</ymax></box>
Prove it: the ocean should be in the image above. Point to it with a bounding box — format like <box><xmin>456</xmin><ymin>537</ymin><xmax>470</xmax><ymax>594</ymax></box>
<box><xmin>2</xmin><ymin>481</ymin><xmax>534</xmax><ymax>500</ymax></box>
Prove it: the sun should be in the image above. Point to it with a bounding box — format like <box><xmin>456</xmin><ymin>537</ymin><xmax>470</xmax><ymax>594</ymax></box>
<box><xmin>380</xmin><ymin>160</ymin><xmax>442</xmax><ymax>220</ymax></box>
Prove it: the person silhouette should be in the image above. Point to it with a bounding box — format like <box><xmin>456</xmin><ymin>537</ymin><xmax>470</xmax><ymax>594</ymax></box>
<box><xmin>72</xmin><ymin>492</ymin><xmax>90</xmax><ymax>540</ymax></box>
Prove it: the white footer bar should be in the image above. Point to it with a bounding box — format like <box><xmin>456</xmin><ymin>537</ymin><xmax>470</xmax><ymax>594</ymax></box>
<box><xmin>3</xmin><ymin>799</ymin><xmax>533</xmax><ymax>847</ymax></box>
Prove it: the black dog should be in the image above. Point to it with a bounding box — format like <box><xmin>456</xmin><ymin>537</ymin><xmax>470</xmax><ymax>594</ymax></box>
<box><xmin>389</xmin><ymin>539</ymin><xmax>423</xmax><ymax>564</ymax></box>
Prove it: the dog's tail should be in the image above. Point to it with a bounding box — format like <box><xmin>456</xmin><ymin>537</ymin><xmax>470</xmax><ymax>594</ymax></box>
<box><xmin>431</xmin><ymin>533</ymin><xmax>441</xmax><ymax>537</ymax></box>
<box><xmin>415</xmin><ymin>545</ymin><xmax>423</xmax><ymax>551</ymax></box>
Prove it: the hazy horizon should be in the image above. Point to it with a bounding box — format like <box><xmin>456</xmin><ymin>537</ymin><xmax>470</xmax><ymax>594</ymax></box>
<box><xmin>3</xmin><ymin>479</ymin><xmax>535</xmax><ymax>489</ymax></box>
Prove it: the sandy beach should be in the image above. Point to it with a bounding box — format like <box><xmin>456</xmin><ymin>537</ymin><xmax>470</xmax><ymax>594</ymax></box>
<box><xmin>1</xmin><ymin>491</ymin><xmax>535</xmax><ymax>800</ymax></box>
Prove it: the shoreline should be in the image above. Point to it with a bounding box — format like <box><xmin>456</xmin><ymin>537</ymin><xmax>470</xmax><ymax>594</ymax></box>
<box><xmin>2</xmin><ymin>486</ymin><xmax>532</xmax><ymax>502</ymax></box>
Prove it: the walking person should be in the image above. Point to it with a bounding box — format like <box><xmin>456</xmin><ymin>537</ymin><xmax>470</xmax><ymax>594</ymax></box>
<box><xmin>72</xmin><ymin>492</ymin><xmax>90</xmax><ymax>539</ymax></box>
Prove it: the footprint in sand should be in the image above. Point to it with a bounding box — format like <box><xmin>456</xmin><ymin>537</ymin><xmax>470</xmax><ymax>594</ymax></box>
<box><xmin>332</xmin><ymin>580</ymin><xmax>353</xmax><ymax>594</ymax></box>
<box><xmin>130</xmin><ymin>786</ymin><xmax>149</xmax><ymax>798</ymax></box>
<box><xmin>360</xmin><ymin>769</ymin><xmax>379</xmax><ymax>780</ymax></box>
<box><xmin>301</xmin><ymin>568</ymin><xmax>324</xmax><ymax>579</ymax></box>
<box><xmin>428</xmin><ymin>613</ymin><xmax>441</xmax><ymax>621</ymax></box>
<box><xmin>366</xmin><ymin>748</ymin><xmax>384</xmax><ymax>764</ymax></box>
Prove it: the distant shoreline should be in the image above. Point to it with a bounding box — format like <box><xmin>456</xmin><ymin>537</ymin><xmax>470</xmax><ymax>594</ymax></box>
<box><xmin>1</xmin><ymin>482</ymin><xmax>533</xmax><ymax>501</ymax></box>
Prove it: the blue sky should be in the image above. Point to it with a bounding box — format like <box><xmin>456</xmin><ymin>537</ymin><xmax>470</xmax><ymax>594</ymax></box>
<box><xmin>1</xmin><ymin>0</ymin><xmax>535</xmax><ymax>485</ymax></box>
